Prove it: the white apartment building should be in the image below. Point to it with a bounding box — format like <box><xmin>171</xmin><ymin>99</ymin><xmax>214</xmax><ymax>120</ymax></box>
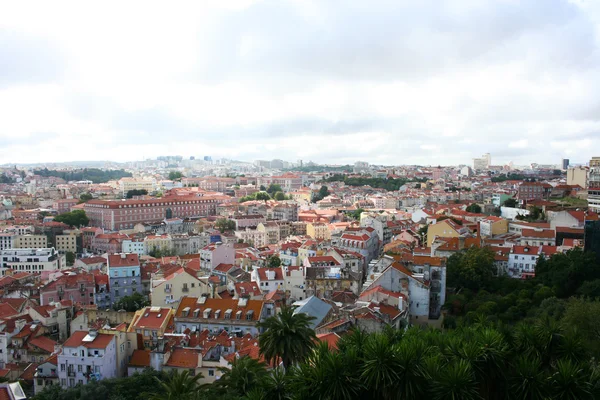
<box><xmin>121</xmin><ymin>239</ymin><xmax>147</xmax><ymax>256</ymax></box>
<box><xmin>0</xmin><ymin>248</ymin><xmax>66</xmax><ymax>275</ymax></box>
<box><xmin>58</xmin><ymin>330</ymin><xmax>118</xmax><ymax>389</ymax></box>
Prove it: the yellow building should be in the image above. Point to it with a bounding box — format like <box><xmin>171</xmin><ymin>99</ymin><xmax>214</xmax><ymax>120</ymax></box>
<box><xmin>427</xmin><ymin>219</ymin><xmax>464</xmax><ymax>247</ymax></box>
<box><xmin>150</xmin><ymin>266</ymin><xmax>209</xmax><ymax>309</ymax></box>
<box><xmin>566</xmin><ymin>166</ymin><xmax>588</xmax><ymax>188</ymax></box>
<box><xmin>118</xmin><ymin>177</ymin><xmax>156</xmax><ymax>197</ymax></box>
<box><xmin>306</xmin><ymin>222</ymin><xmax>331</xmax><ymax>241</ymax></box>
<box><xmin>127</xmin><ymin>306</ymin><xmax>175</xmax><ymax>349</ymax></box>
<box><xmin>144</xmin><ymin>234</ymin><xmax>173</xmax><ymax>254</ymax></box>
<box><xmin>14</xmin><ymin>234</ymin><xmax>47</xmax><ymax>249</ymax></box>
<box><xmin>479</xmin><ymin>217</ymin><xmax>508</xmax><ymax>237</ymax></box>
<box><xmin>55</xmin><ymin>234</ymin><xmax>78</xmax><ymax>253</ymax></box>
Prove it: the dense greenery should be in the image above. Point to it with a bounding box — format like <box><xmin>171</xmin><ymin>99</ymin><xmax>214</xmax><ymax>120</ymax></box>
<box><xmin>325</xmin><ymin>174</ymin><xmax>408</xmax><ymax>191</ymax></box>
<box><xmin>216</xmin><ymin>218</ymin><xmax>236</xmax><ymax>233</ymax></box>
<box><xmin>445</xmin><ymin>247</ymin><xmax>600</xmax><ymax>329</ymax></box>
<box><xmin>112</xmin><ymin>292</ymin><xmax>150</xmax><ymax>312</ymax></box>
<box><xmin>267</xmin><ymin>255</ymin><xmax>282</xmax><ymax>268</ymax></box>
<box><xmin>66</xmin><ymin>251</ymin><xmax>76</xmax><ymax>266</ymax></box>
<box><xmin>465</xmin><ymin>203</ymin><xmax>482</xmax><ymax>213</ymax></box>
<box><xmin>491</xmin><ymin>173</ymin><xmax>536</xmax><ymax>183</ymax></box>
<box><xmin>33</xmin><ymin>368</ymin><xmax>169</xmax><ymax>400</ymax></box>
<box><xmin>148</xmin><ymin>248</ymin><xmax>177</xmax><ymax>258</ymax></box>
<box><xmin>79</xmin><ymin>193</ymin><xmax>93</xmax><ymax>203</ymax></box>
<box><xmin>0</xmin><ymin>174</ymin><xmax>15</xmax><ymax>184</ymax></box>
<box><xmin>239</xmin><ymin>191</ymin><xmax>273</xmax><ymax>202</ymax></box>
<box><xmin>502</xmin><ymin>198</ymin><xmax>518</xmax><ymax>208</ymax></box>
<box><xmin>34</xmin><ymin>168</ymin><xmax>132</xmax><ymax>183</ymax></box>
<box><xmin>53</xmin><ymin>210</ymin><xmax>89</xmax><ymax>227</ymax></box>
<box><xmin>168</xmin><ymin>171</ymin><xmax>184</xmax><ymax>180</ymax></box>
<box><xmin>126</xmin><ymin>189</ymin><xmax>148</xmax><ymax>198</ymax></box>
<box><xmin>312</xmin><ymin>185</ymin><xmax>330</xmax><ymax>202</ymax></box>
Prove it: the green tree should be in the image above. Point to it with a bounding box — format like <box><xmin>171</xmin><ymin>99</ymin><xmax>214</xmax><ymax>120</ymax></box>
<box><xmin>168</xmin><ymin>171</ymin><xmax>184</xmax><ymax>180</ymax></box>
<box><xmin>273</xmin><ymin>191</ymin><xmax>286</xmax><ymax>201</ymax></box>
<box><xmin>126</xmin><ymin>189</ymin><xmax>148</xmax><ymax>198</ymax></box>
<box><xmin>79</xmin><ymin>192</ymin><xmax>93</xmax><ymax>203</ymax></box>
<box><xmin>350</xmin><ymin>208</ymin><xmax>365</xmax><ymax>220</ymax></box>
<box><xmin>466</xmin><ymin>203</ymin><xmax>482</xmax><ymax>213</ymax></box>
<box><xmin>503</xmin><ymin>198</ymin><xmax>518</xmax><ymax>208</ymax></box>
<box><xmin>536</xmin><ymin>248</ymin><xmax>600</xmax><ymax>297</ymax></box>
<box><xmin>215</xmin><ymin>356</ymin><xmax>268</xmax><ymax>397</ymax></box>
<box><xmin>112</xmin><ymin>292</ymin><xmax>149</xmax><ymax>312</ymax></box>
<box><xmin>150</xmin><ymin>370</ymin><xmax>203</xmax><ymax>400</ymax></box>
<box><xmin>447</xmin><ymin>247</ymin><xmax>496</xmax><ymax>291</ymax></box>
<box><xmin>53</xmin><ymin>209</ymin><xmax>89</xmax><ymax>227</ymax></box>
<box><xmin>257</xmin><ymin>306</ymin><xmax>316</xmax><ymax>370</ymax></box>
<box><xmin>267</xmin><ymin>184</ymin><xmax>283</xmax><ymax>194</ymax></box>
<box><xmin>215</xmin><ymin>218</ymin><xmax>236</xmax><ymax>233</ymax></box>
<box><xmin>66</xmin><ymin>251</ymin><xmax>76</xmax><ymax>266</ymax></box>
<box><xmin>268</xmin><ymin>256</ymin><xmax>282</xmax><ymax>268</ymax></box>
<box><xmin>255</xmin><ymin>192</ymin><xmax>271</xmax><ymax>201</ymax></box>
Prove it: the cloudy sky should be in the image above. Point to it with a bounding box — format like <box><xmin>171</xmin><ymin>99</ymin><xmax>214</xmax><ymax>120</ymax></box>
<box><xmin>1</xmin><ymin>0</ymin><xmax>599</xmax><ymax>166</ymax></box>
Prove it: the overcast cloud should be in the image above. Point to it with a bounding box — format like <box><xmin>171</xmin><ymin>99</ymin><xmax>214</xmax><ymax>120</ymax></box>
<box><xmin>1</xmin><ymin>0</ymin><xmax>599</xmax><ymax>166</ymax></box>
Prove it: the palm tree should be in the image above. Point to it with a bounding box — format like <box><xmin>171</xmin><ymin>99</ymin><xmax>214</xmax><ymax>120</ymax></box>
<box><xmin>150</xmin><ymin>369</ymin><xmax>203</xmax><ymax>400</ymax></box>
<box><xmin>429</xmin><ymin>359</ymin><xmax>480</xmax><ymax>400</ymax></box>
<box><xmin>550</xmin><ymin>359</ymin><xmax>594</xmax><ymax>400</ymax></box>
<box><xmin>261</xmin><ymin>367</ymin><xmax>292</xmax><ymax>400</ymax></box>
<box><xmin>216</xmin><ymin>356</ymin><xmax>268</xmax><ymax>397</ymax></box>
<box><xmin>361</xmin><ymin>333</ymin><xmax>401</xmax><ymax>400</ymax></box>
<box><xmin>508</xmin><ymin>355</ymin><xmax>548</xmax><ymax>400</ymax></box>
<box><xmin>257</xmin><ymin>306</ymin><xmax>316</xmax><ymax>370</ymax></box>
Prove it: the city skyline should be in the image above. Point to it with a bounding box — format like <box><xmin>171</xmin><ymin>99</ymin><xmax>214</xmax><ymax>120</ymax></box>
<box><xmin>2</xmin><ymin>0</ymin><xmax>600</xmax><ymax>165</ymax></box>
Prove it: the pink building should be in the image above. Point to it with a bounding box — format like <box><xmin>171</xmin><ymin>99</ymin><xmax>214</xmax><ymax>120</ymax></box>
<box><xmin>40</xmin><ymin>271</ymin><xmax>96</xmax><ymax>306</ymax></box>
<box><xmin>199</xmin><ymin>242</ymin><xmax>235</xmax><ymax>271</ymax></box>
<box><xmin>90</xmin><ymin>233</ymin><xmax>129</xmax><ymax>254</ymax></box>
<box><xmin>83</xmin><ymin>195</ymin><xmax>226</xmax><ymax>230</ymax></box>
<box><xmin>52</xmin><ymin>199</ymin><xmax>79</xmax><ymax>214</ymax></box>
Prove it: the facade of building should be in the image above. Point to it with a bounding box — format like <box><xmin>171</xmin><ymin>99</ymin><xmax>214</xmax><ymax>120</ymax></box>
<box><xmin>566</xmin><ymin>166</ymin><xmax>588</xmax><ymax>189</ymax></box>
<box><xmin>84</xmin><ymin>195</ymin><xmax>224</xmax><ymax>230</ymax></box>
<box><xmin>0</xmin><ymin>248</ymin><xmax>65</xmax><ymax>275</ymax></box>
<box><xmin>107</xmin><ymin>254</ymin><xmax>143</xmax><ymax>305</ymax></box>
<box><xmin>40</xmin><ymin>271</ymin><xmax>96</xmax><ymax>306</ymax></box>
<box><xmin>589</xmin><ymin>157</ymin><xmax>600</xmax><ymax>213</ymax></box>
<box><xmin>150</xmin><ymin>267</ymin><xmax>208</xmax><ymax>309</ymax></box>
<box><xmin>55</xmin><ymin>234</ymin><xmax>78</xmax><ymax>254</ymax></box>
<box><xmin>517</xmin><ymin>182</ymin><xmax>552</xmax><ymax>201</ymax></box>
<box><xmin>200</xmin><ymin>242</ymin><xmax>235</xmax><ymax>272</ymax></box>
<box><xmin>58</xmin><ymin>330</ymin><xmax>117</xmax><ymax>388</ymax></box>
<box><xmin>13</xmin><ymin>235</ymin><xmax>48</xmax><ymax>249</ymax></box>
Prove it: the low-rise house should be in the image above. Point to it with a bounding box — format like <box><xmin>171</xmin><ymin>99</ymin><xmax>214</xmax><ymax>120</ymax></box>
<box><xmin>127</xmin><ymin>307</ymin><xmax>175</xmax><ymax>349</ymax></box>
<box><xmin>40</xmin><ymin>271</ymin><xmax>95</xmax><ymax>307</ymax></box>
<box><xmin>304</xmin><ymin>256</ymin><xmax>362</xmax><ymax>299</ymax></box>
<box><xmin>479</xmin><ymin>216</ymin><xmax>508</xmax><ymax>237</ymax></box>
<box><xmin>520</xmin><ymin>228</ymin><xmax>556</xmax><ymax>246</ymax></box>
<box><xmin>33</xmin><ymin>353</ymin><xmax>59</xmax><ymax>395</ymax></box>
<box><xmin>251</xmin><ymin>268</ymin><xmax>285</xmax><ymax>294</ymax></box>
<box><xmin>292</xmin><ymin>296</ymin><xmax>334</xmax><ymax>330</ymax></box>
<box><xmin>200</xmin><ymin>242</ymin><xmax>235</xmax><ymax>272</ymax></box>
<box><xmin>150</xmin><ymin>267</ymin><xmax>208</xmax><ymax>309</ymax></box>
<box><xmin>74</xmin><ymin>256</ymin><xmax>107</xmax><ymax>272</ymax></box>
<box><xmin>58</xmin><ymin>330</ymin><xmax>117</xmax><ymax>388</ymax></box>
<box><xmin>508</xmin><ymin>245</ymin><xmax>540</xmax><ymax>279</ymax></box>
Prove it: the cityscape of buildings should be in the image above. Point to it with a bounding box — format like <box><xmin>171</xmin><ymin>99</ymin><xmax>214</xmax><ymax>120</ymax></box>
<box><xmin>0</xmin><ymin>152</ymin><xmax>598</xmax><ymax>396</ymax></box>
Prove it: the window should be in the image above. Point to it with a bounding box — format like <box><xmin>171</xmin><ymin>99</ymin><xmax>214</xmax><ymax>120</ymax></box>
<box><xmin>78</xmin><ymin>365</ymin><xmax>83</xmax><ymax>372</ymax></box>
<box><xmin>208</xmin><ymin>369</ymin><xmax>215</xmax><ymax>377</ymax></box>
<box><xmin>60</xmin><ymin>364</ymin><xmax>65</xmax><ymax>371</ymax></box>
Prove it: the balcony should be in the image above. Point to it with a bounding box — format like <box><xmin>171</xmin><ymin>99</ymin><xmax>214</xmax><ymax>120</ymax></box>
<box><xmin>68</xmin><ymin>371</ymin><xmax>76</xmax><ymax>377</ymax></box>
<box><xmin>182</xmin><ymin>287</ymin><xmax>189</xmax><ymax>293</ymax></box>
<box><xmin>164</xmin><ymin>287</ymin><xmax>171</xmax><ymax>293</ymax></box>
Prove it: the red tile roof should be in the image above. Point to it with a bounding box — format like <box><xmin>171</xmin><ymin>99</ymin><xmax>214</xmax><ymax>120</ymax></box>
<box><xmin>63</xmin><ymin>331</ymin><xmax>114</xmax><ymax>349</ymax></box>
<box><xmin>108</xmin><ymin>253</ymin><xmax>140</xmax><ymax>268</ymax></box>
<box><xmin>128</xmin><ymin>349</ymin><xmax>151</xmax><ymax>367</ymax></box>
<box><xmin>521</xmin><ymin>229</ymin><xmax>555</xmax><ymax>239</ymax></box>
<box><xmin>512</xmin><ymin>246</ymin><xmax>540</xmax><ymax>255</ymax></box>
<box><xmin>316</xmin><ymin>333</ymin><xmax>341</xmax><ymax>350</ymax></box>
<box><xmin>165</xmin><ymin>348</ymin><xmax>200</xmax><ymax>368</ymax></box>
<box><xmin>130</xmin><ymin>307</ymin><xmax>171</xmax><ymax>330</ymax></box>
<box><xmin>175</xmin><ymin>296</ymin><xmax>264</xmax><ymax>322</ymax></box>
<box><xmin>28</xmin><ymin>336</ymin><xmax>57</xmax><ymax>353</ymax></box>
<box><xmin>256</xmin><ymin>268</ymin><xmax>284</xmax><ymax>281</ymax></box>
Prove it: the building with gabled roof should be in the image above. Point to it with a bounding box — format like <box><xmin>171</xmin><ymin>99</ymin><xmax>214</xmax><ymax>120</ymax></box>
<box><xmin>150</xmin><ymin>266</ymin><xmax>209</xmax><ymax>309</ymax></box>
<box><xmin>127</xmin><ymin>306</ymin><xmax>175</xmax><ymax>349</ymax></box>
<box><xmin>107</xmin><ymin>253</ymin><xmax>142</xmax><ymax>306</ymax></box>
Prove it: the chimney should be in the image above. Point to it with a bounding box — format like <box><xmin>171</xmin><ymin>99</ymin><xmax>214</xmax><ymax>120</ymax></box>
<box><xmin>121</xmin><ymin>253</ymin><xmax>126</xmax><ymax>259</ymax></box>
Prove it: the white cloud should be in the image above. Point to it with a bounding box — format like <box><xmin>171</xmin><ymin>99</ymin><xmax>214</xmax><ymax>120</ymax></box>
<box><xmin>1</xmin><ymin>0</ymin><xmax>599</xmax><ymax>165</ymax></box>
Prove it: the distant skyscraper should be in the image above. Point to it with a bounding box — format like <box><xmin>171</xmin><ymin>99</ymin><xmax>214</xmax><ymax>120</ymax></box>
<box><xmin>562</xmin><ymin>159</ymin><xmax>569</xmax><ymax>170</ymax></box>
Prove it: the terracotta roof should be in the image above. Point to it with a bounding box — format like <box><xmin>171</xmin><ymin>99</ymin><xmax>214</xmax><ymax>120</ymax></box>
<box><xmin>256</xmin><ymin>268</ymin><xmax>284</xmax><ymax>281</ymax></box>
<box><xmin>234</xmin><ymin>282</ymin><xmax>262</xmax><ymax>297</ymax></box>
<box><xmin>307</xmin><ymin>256</ymin><xmax>340</xmax><ymax>266</ymax></box>
<box><xmin>521</xmin><ymin>229</ymin><xmax>555</xmax><ymax>239</ymax></box>
<box><xmin>128</xmin><ymin>349</ymin><xmax>151</xmax><ymax>367</ymax></box>
<box><xmin>108</xmin><ymin>253</ymin><xmax>140</xmax><ymax>268</ymax></box>
<box><xmin>174</xmin><ymin>296</ymin><xmax>264</xmax><ymax>322</ymax></box>
<box><xmin>63</xmin><ymin>331</ymin><xmax>114</xmax><ymax>349</ymax></box>
<box><xmin>165</xmin><ymin>348</ymin><xmax>200</xmax><ymax>368</ymax></box>
<box><xmin>28</xmin><ymin>336</ymin><xmax>57</xmax><ymax>353</ymax></box>
<box><xmin>0</xmin><ymin>303</ymin><xmax>18</xmax><ymax>319</ymax></box>
<box><xmin>214</xmin><ymin>263</ymin><xmax>235</xmax><ymax>273</ymax></box>
<box><xmin>316</xmin><ymin>333</ymin><xmax>341</xmax><ymax>350</ymax></box>
<box><xmin>19</xmin><ymin>362</ymin><xmax>39</xmax><ymax>381</ymax></box>
<box><xmin>512</xmin><ymin>246</ymin><xmax>540</xmax><ymax>255</ymax></box>
<box><xmin>130</xmin><ymin>307</ymin><xmax>171</xmax><ymax>330</ymax></box>
<box><xmin>79</xmin><ymin>257</ymin><xmax>107</xmax><ymax>265</ymax></box>
<box><xmin>411</xmin><ymin>255</ymin><xmax>445</xmax><ymax>267</ymax></box>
